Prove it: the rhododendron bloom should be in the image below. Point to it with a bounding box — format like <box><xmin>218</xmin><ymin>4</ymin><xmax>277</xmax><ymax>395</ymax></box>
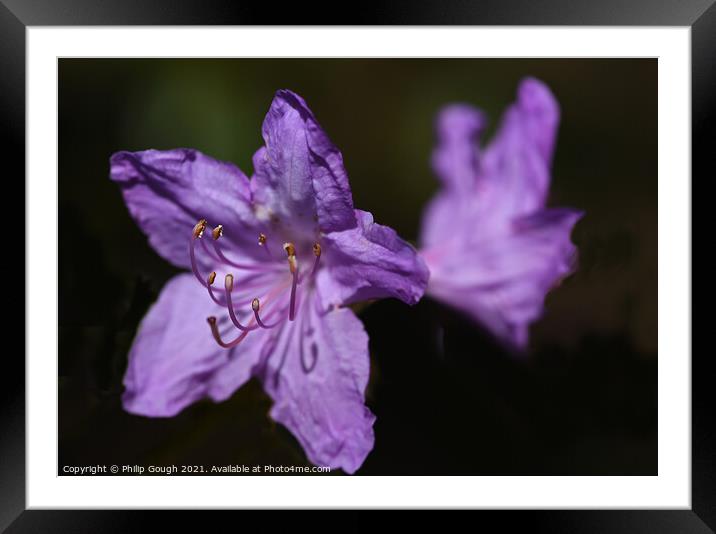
<box><xmin>111</xmin><ymin>90</ymin><xmax>428</xmax><ymax>473</ymax></box>
<box><xmin>420</xmin><ymin>78</ymin><xmax>583</xmax><ymax>349</ymax></box>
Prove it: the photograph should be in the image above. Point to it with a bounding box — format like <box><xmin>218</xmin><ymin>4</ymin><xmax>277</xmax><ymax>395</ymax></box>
<box><xmin>58</xmin><ymin>57</ymin><xmax>657</xmax><ymax>476</ymax></box>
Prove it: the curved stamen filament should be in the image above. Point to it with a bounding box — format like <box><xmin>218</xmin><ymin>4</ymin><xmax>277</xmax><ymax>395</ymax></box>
<box><xmin>224</xmin><ymin>274</ymin><xmax>259</xmax><ymax>332</ymax></box>
<box><xmin>252</xmin><ymin>298</ymin><xmax>281</xmax><ymax>329</ymax></box>
<box><xmin>189</xmin><ymin>220</ymin><xmax>210</xmax><ymax>288</ymax></box>
<box><xmin>311</xmin><ymin>243</ymin><xmax>322</xmax><ymax>275</ymax></box>
<box><xmin>299</xmin><ymin>342</ymin><xmax>317</xmax><ymax>373</ymax></box>
<box><xmin>207</xmin><ymin>316</ymin><xmax>249</xmax><ymax>348</ymax></box>
<box><xmin>189</xmin><ymin>220</ymin><xmax>230</xmax><ymax>307</ymax></box>
<box><xmin>299</xmin><ymin>303</ymin><xmax>318</xmax><ymax>373</ymax></box>
<box><xmin>200</xmin><ymin>236</ymin><xmax>224</xmax><ymax>264</ymax></box>
<box><xmin>210</xmin><ymin>226</ymin><xmax>273</xmax><ymax>271</ymax></box>
<box><xmin>211</xmin><ymin>240</ymin><xmax>268</xmax><ymax>271</ymax></box>
<box><xmin>258</xmin><ymin>232</ymin><xmax>278</xmax><ymax>261</ymax></box>
<box><xmin>204</xmin><ymin>271</ymin><xmax>227</xmax><ymax>306</ymax></box>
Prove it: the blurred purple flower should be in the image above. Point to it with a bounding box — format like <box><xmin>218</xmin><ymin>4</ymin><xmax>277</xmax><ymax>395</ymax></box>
<box><xmin>110</xmin><ymin>90</ymin><xmax>428</xmax><ymax>473</ymax></box>
<box><xmin>419</xmin><ymin>78</ymin><xmax>583</xmax><ymax>350</ymax></box>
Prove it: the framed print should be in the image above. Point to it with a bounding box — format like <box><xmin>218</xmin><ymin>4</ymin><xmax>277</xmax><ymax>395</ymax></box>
<box><xmin>3</xmin><ymin>0</ymin><xmax>710</xmax><ymax>530</ymax></box>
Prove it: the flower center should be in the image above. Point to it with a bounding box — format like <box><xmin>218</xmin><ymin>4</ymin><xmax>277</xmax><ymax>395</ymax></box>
<box><xmin>188</xmin><ymin>218</ymin><xmax>322</xmax><ymax>349</ymax></box>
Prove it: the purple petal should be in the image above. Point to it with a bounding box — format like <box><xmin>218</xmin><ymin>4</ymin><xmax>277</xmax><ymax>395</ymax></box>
<box><xmin>251</xmin><ymin>90</ymin><xmax>355</xmax><ymax>234</ymax></box>
<box><xmin>422</xmin><ymin>78</ymin><xmax>560</xmax><ymax>247</ymax></box>
<box><xmin>431</xmin><ymin>103</ymin><xmax>486</xmax><ymax>192</ymax></box>
<box><xmin>262</xmin><ymin>299</ymin><xmax>375</xmax><ymax>474</ymax></box>
<box><xmin>111</xmin><ymin>148</ymin><xmax>260</xmax><ymax>269</ymax></box>
<box><xmin>419</xmin><ymin>190</ymin><xmax>459</xmax><ymax>249</ymax></box>
<box><xmin>122</xmin><ymin>274</ymin><xmax>263</xmax><ymax>417</ymax></box>
<box><xmin>421</xmin><ymin>104</ymin><xmax>486</xmax><ymax>249</ymax></box>
<box><xmin>425</xmin><ymin>208</ymin><xmax>582</xmax><ymax>349</ymax></box>
<box><xmin>515</xmin><ymin>77</ymin><xmax>561</xmax><ymax>165</ymax></box>
<box><xmin>318</xmin><ymin>209</ymin><xmax>430</xmax><ymax>307</ymax></box>
<box><xmin>480</xmin><ymin>77</ymin><xmax>560</xmax><ymax>221</ymax></box>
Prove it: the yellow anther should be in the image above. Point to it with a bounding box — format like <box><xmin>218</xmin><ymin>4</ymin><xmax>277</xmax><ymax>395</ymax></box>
<box><xmin>212</xmin><ymin>225</ymin><xmax>223</xmax><ymax>240</ymax></box>
<box><xmin>283</xmin><ymin>242</ymin><xmax>296</xmax><ymax>257</ymax></box>
<box><xmin>192</xmin><ymin>219</ymin><xmax>207</xmax><ymax>238</ymax></box>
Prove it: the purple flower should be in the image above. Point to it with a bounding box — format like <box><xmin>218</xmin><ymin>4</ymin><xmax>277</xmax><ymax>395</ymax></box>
<box><xmin>110</xmin><ymin>90</ymin><xmax>429</xmax><ymax>473</ymax></box>
<box><xmin>419</xmin><ymin>78</ymin><xmax>583</xmax><ymax>350</ymax></box>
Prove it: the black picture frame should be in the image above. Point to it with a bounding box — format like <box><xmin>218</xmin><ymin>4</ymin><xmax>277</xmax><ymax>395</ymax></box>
<box><xmin>2</xmin><ymin>1</ymin><xmax>709</xmax><ymax>530</ymax></box>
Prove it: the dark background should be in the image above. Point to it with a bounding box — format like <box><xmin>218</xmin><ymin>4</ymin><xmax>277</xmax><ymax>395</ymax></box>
<box><xmin>58</xmin><ymin>58</ymin><xmax>657</xmax><ymax>475</ymax></box>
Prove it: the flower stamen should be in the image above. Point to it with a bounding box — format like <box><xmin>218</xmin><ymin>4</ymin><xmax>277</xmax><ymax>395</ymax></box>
<box><xmin>189</xmin><ymin>219</ymin><xmax>218</xmax><ymax>294</ymax></box>
<box><xmin>224</xmin><ymin>274</ymin><xmax>259</xmax><ymax>332</ymax></box>
<box><xmin>283</xmin><ymin>242</ymin><xmax>297</xmax><ymax>274</ymax></box>
<box><xmin>209</xmin><ymin>226</ymin><xmax>266</xmax><ymax>271</ymax></box>
<box><xmin>289</xmin><ymin>268</ymin><xmax>299</xmax><ymax>321</ymax></box>
<box><xmin>283</xmin><ymin>243</ymin><xmax>299</xmax><ymax>321</ymax></box>
<box><xmin>258</xmin><ymin>232</ymin><xmax>276</xmax><ymax>260</ymax></box>
<box><xmin>312</xmin><ymin>243</ymin><xmax>322</xmax><ymax>275</ymax></box>
<box><xmin>194</xmin><ymin>223</ymin><xmax>324</xmax><ymax>348</ymax></box>
<box><xmin>192</xmin><ymin>219</ymin><xmax>207</xmax><ymax>239</ymax></box>
<box><xmin>207</xmin><ymin>316</ymin><xmax>249</xmax><ymax>348</ymax></box>
<box><xmin>252</xmin><ymin>298</ymin><xmax>281</xmax><ymax>329</ymax></box>
<box><xmin>204</xmin><ymin>270</ymin><xmax>225</xmax><ymax>306</ymax></box>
